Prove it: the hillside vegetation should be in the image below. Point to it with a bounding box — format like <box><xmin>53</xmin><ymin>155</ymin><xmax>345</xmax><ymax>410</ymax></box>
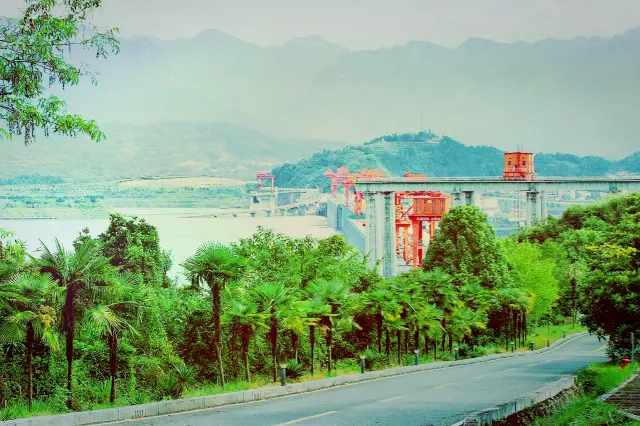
<box><xmin>273</xmin><ymin>132</ymin><xmax>640</xmax><ymax>190</ymax></box>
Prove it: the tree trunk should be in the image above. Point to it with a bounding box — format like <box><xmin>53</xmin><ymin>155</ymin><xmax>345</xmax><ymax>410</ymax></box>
<box><xmin>504</xmin><ymin>307</ymin><xmax>510</xmax><ymax>351</ymax></box>
<box><xmin>230</xmin><ymin>338</ymin><xmax>239</xmax><ymax>379</ymax></box>
<box><xmin>63</xmin><ymin>285</ymin><xmax>76</xmax><ymax>409</ymax></box>
<box><xmin>385</xmin><ymin>329</ymin><xmax>391</xmax><ymax>360</ymax></box>
<box><xmin>571</xmin><ymin>279</ymin><xmax>577</xmax><ymax>328</ymax></box>
<box><xmin>433</xmin><ymin>339</ymin><xmax>437</xmax><ymax>360</ymax></box>
<box><xmin>424</xmin><ymin>333</ymin><xmax>429</xmax><ymax>354</ymax></box>
<box><xmin>310</xmin><ymin>325</ymin><xmax>316</xmax><ymax>374</ymax></box>
<box><xmin>242</xmin><ymin>332</ymin><xmax>251</xmax><ymax>382</ymax></box>
<box><xmin>325</xmin><ymin>322</ymin><xmax>333</xmax><ymax>373</ymax></box>
<box><xmin>448</xmin><ymin>332</ymin><xmax>453</xmax><ymax>354</ymax></box>
<box><xmin>26</xmin><ymin>321</ymin><xmax>34</xmax><ymax>412</ymax></box>
<box><xmin>109</xmin><ymin>330</ymin><xmax>117</xmax><ymax>404</ymax></box>
<box><xmin>290</xmin><ymin>331</ymin><xmax>299</xmax><ymax>363</ymax></box>
<box><xmin>270</xmin><ymin>313</ymin><xmax>278</xmax><ymax>383</ymax></box>
<box><xmin>376</xmin><ymin>312</ymin><xmax>383</xmax><ymax>353</ymax></box>
<box><xmin>211</xmin><ymin>282</ymin><xmax>225</xmax><ymax>386</ymax></box>
<box><xmin>404</xmin><ymin>330</ymin><xmax>410</xmax><ymax>355</ymax></box>
<box><xmin>523</xmin><ymin>311</ymin><xmax>527</xmax><ymax>345</ymax></box>
<box><xmin>396</xmin><ymin>330</ymin><xmax>402</xmax><ymax>364</ymax></box>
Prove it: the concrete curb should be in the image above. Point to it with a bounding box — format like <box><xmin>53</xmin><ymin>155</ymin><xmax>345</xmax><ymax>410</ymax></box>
<box><xmin>0</xmin><ymin>331</ymin><xmax>589</xmax><ymax>426</ymax></box>
<box><xmin>454</xmin><ymin>376</ymin><xmax>577</xmax><ymax>426</ymax></box>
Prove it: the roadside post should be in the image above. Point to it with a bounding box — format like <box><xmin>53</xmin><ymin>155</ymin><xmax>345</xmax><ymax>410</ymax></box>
<box><xmin>360</xmin><ymin>355</ymin><xmax>366</xmax><ymax>373</ymax></box>
<box><xmin>414</xmin><ymin>349</ymin><xmax>420</xmax><ymax>366</ymax></box>
<box><xmin>530</xmin><ymin>341</ymin><xmax>535</xmax><ymax>351</ymax></box>
<box><xmin>563</xmin><ymin>330</ymin><xmax>567</xmax><ymax>339</ymax></box>
<box><xmin>280</xmin><ymin>363</ymin><xmax>287</xmax><ymax>387</ymax></box>
<box><xmin>454</xmin><ymin>349</ymin><xmax>459</xmax><ymax>361</ymax></box>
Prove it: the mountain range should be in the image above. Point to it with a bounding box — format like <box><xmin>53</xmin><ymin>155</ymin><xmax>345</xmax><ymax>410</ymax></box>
<box><xmin>51</xmin><ymin>26</ymin><xmax>640</xmax><ymax>159</ymax></box>
<box><xmin>0</xmin><ymin>122</ymin><xmax>342</xmax><ymax>181</ymax></box>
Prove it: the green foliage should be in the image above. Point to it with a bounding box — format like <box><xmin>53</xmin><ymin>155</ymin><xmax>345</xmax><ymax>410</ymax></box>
<box><xmin>0</xmin><ymin>0</ymin><xmax>119</xmax><ymax>144</ymax></box>
<box><xmin>534</xmin><ymin>361</ymin><xmax>640</xmax><ymax>426</ymax></box>
<box><xmin>4</xmin><ymin>195</ymin><xmax>634</xmax><ymax>419</ymax></box>
<box><xmin>519</xmin><ymin>194</ymin><xmax>640</xmax><ymax>358</ymax></box>
<box><xmin>423</xmin><ymin>206</ymin><xmax>510</xmax><ymax>290</ymax></box>
<box><xmin>577</xmin><ymin>362</ymin><xmax>639</xmax><ymax>396</ymax></box>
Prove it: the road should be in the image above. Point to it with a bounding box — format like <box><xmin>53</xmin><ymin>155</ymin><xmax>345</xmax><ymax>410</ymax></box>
<box><xmin>109</xmin><ymin>335</ymin><xmax>607</xmax><ymax>426</ymax></box>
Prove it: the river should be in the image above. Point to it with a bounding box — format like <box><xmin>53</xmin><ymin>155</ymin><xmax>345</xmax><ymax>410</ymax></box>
<box><xmin>0</xmin><ymin>208</ymin><xmax>336</xmax><ymax>282</ymax></box>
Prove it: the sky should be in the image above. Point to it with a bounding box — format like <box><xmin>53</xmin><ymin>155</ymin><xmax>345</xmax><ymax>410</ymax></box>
<box><xmin>2</xmin><ymin>0</ymin><xmax>640</xmax><ymax>49</ymax></box>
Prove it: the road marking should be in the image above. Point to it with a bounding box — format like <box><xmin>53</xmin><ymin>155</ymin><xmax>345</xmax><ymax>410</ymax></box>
<box><xmin>543</xmin><ymin>360</ymin><xmax>553</xmax><ymax>364</ymax></box>
<box><xmin>593</xmin><ymin>343</ymin><xmax>608</xmax><ymax>352</ymax></box>
<box><xmin>504</xmin><ymin>368</ymin><xmax>517</xmax><ymax>371</ymax></box>
<box><xmin>527</xmin><ymin>364</ymin><xmax>537</xmax><ymax>367</ymax></box>
<box><xmin>472</xmin><ymin>375</ymin><xmax>487</xmax><ymax>379</ymax></box>
<box><xmin>273</xmin><ymin>411</ymin><xmax>337</xmax><ymax>426</ymax></box>
<box><xmin>433</xmin><ymin>383</ymin><xmax>453</xmax><ymax>389</ymax></box>
<box><xmin>380</xmin><ymin>395</ymin><xmax>406</xmax><ymax>403</ymax></box>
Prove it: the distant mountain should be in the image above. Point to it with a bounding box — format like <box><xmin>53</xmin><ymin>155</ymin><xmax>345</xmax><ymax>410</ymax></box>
<box><xmin>0</xmin><ymin>122</ymin><xmax>344</xmax><ymax>182</ymax></box>
<box><xmin>272</xmin><ymin>131</ymin><xmax>640</xmax><ymax>191</ymax></box>
<box><xmin>55</xmin><ymin>27</ymin><xmax>640</xmax><ymax>158</ymax></box>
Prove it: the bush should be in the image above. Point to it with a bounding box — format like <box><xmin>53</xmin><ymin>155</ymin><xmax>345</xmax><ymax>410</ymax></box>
<box><xmin>359</xmin><ymin>349</ymin><xmax>387</xmax><ymax>370</ymax></box>
<box><xmin>285</xmin><ymin>360</ymin><xmax>305</xmax><ymax>380</ymax></box>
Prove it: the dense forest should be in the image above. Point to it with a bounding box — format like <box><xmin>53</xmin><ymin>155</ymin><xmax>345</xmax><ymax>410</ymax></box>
<box><xmin>0</xmin><ymin>194</ymin><xmax>638</xmax><ymax>420</ymax></box>
<box><xmin>272</xmin><ymin>132</ymin><xmax>640</xmax><ymax>191</ymax></box>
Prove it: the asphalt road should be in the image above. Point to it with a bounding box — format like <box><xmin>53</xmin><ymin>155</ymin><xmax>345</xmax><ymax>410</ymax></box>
<box><xmin>109</xmin><ymin>335</ymin><xmax>607</xmax><ymax>426</ymax></box>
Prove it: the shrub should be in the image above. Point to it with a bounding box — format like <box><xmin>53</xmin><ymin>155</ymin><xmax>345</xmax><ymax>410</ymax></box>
<box><xmin>285</xmin><ymin>360</ymin><xmax>305</xmax><ymax>380</ymax></box>
<box><xmin>359</xmin><ymin>349</ymin><xmax>387</xmax><ymax>370</ymax></box>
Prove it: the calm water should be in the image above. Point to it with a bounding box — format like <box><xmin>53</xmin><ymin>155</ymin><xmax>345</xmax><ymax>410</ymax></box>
<box><xmin>0</xmin><ymin>208</ymin><xmax>336</xmax><ymax>281</ymax></box>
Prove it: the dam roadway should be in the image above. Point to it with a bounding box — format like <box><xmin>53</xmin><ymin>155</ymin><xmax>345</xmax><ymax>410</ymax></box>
<box><xmin>106</xmin><ymin>335</ymin><xmax>606</xmax><ymax>426</ymax></box>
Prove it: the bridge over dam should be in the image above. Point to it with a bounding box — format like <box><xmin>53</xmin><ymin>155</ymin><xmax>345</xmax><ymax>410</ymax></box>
<box><xmin>354</xmin><ymin>175</ymin><xmax>640</xmax><ymax>278</ymax></box>
<box><xmin>248</xmin><ymin>188</ymin><xmax>321</xmax><ymax>217</ymax></box>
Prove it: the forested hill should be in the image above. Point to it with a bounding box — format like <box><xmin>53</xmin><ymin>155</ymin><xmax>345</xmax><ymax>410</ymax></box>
<box><xmin>272</xmin><ymin>132</ymin><xmax>640</xmax><ymax>190</ymax></box>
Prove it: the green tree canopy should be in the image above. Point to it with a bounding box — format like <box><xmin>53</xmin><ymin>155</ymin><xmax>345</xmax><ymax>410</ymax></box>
<box><xmin>1</xmin><ymin>0</ymin><xmax>119</xmax><ymax>144</ymax></box>
<box><xmin>423</xmin><ymin>206</ymin><xmax>510</xmax><ymax>290</ymax></box>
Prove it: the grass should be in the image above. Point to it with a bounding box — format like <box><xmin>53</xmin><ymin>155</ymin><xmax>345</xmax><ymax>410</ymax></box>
<box><xmin>533</xmin><ymin>361</ymin><xmax>640</xmax><ymax>426</ymax></box>
<box><xmin>501</xmin><ymin>322</ymin><xmax>588</xmax><ymax>354</ymax></box>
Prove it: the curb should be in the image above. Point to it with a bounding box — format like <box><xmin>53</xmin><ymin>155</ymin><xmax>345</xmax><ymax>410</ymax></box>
<box><xmin>0</xmin><ymin>331</ymin><xmax>589</xmax><ymax>426</ymax></box>
<box><xmin>452</xmin><ymin>376</ymin><xmax>577</xmax><ymax>426</ymax></box>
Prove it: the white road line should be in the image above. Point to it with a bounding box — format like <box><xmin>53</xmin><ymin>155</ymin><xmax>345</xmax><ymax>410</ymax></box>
<box><xmin>380</xmin><ymin>395</ymin><xmax>406</xmax><ymax>403</ymax></box>
<box><xmin>273</xmin><ymin>411</ymin><xmax>338</xmax><ymax>426</ymax></box>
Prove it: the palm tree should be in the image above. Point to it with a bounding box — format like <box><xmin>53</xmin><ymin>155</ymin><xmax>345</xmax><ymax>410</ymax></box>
<box><xmin>363</xmin><ymin>285</ymin><xmax>399</xmax><ymax>353</ymax></box>
<box><xmin>496</xmin><ymin>287</ymin><xmax>531</xmax><ymax>350</ymax></box>
<box><xmin>181</xmin><ymin>243</ymin><xmax>246</xmax><ymax>387</ymax></box>
<box><xmin>84</xmin><ymin>274</ymin><xmax>146</xmax><ymax>404</ymax></box>
<box><xmin>307</xmin><ymin>279</ymin><xmax>360</xmax><ymax>373</ymax></box>
<box><xmin>460</xmin><ymin>283</ymin><xmax>493</xmax><ymax>346</ymax></box>
<box><xmin>1</xmin><ymin>273</ymin><xmax>60</xmax><ymax>411</ymax></box>
<box><xmin>221</xmin><ymin>295</ymin><xmax>268</xmax><ymax>382</ymax></box>
<box><xmin>255</xmin><ymin>282</ymin><xmax>291</xmax><ymax>382</ymax></box>
<box><xmin>419</xmin><ymin>269</ymin><xmax>461</xmax><ymax>352</ymax></box>
<box><xmin>279</xmin><ymin>298</ymin><xmax>315</xmax><ymax>363</ymax></box>
<box><xmin>303</xmin><ymin>296</ymin><xmax>330</xmax><ymax>374</ymax></box>
<box><xmin>30</xmin><ymin>238</ymin><xmax>110</xmax><ymax>408</ymax></box>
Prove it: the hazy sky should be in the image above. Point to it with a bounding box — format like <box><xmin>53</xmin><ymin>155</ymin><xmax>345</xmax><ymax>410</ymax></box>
<box><xmin>2</xmin><ymin>0</ymin><xmax>640</xmax><ymax>49</ymax></box>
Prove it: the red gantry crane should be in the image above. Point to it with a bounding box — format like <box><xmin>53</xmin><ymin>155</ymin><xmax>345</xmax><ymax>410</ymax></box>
<box><xmin>256</xmin><ymin>170</ymin><xmax>276</xmax><ymax>193</ymax></box>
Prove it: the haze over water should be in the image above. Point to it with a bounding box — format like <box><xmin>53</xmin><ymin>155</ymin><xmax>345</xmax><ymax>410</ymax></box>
<box><xmin>0</xmin><ymin>209</ymin><xmax>336</xmax><ymax>282</ymax></box>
